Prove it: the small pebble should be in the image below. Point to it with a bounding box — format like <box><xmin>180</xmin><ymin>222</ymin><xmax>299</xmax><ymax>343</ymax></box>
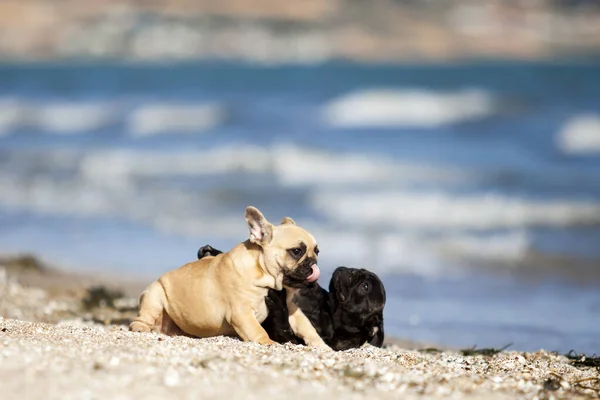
<box><xmin>164</xmin><ymin>369</ymin><xmax>180</xmax><ymax>387</ymax></box>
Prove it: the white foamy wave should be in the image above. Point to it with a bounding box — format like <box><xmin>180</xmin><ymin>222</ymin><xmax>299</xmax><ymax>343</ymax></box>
<box><xmin>433</xmin><ymin>231</ymin><xmax>531</xmax><ymax>263</ymax></box>
<box><xmin>78</xmin><ymin>145</ymin><xmax>271</xmax><ymax>183</ymax></box>
<box><xmin>302</xmin><ymin>228</ymin><xmax>442</xmax><ymax>275</ymax></box>
<box><xmin>0</xmin><ymin>176</ymin><xmax>131</xmax><ymax>217</ymax></box>
<box><xmin>557</xmin><ymin>114</ymin><xmax>600</xmax><ymax>154</ymax></box>
<box><xmin>73</xmin><ymin>144</ymin><xmax>465</xmax><ymax>186</ymax></box>
<box><xmin>311</xmin><ymin>191</ymin><xmax>600</xmax><ymax>230</ymax></box>
<box><xmin>289</xmin><ymin>225</ymin><xmax>532</xmax><ymax>276</ymax></box>
<box><xmin>0</xmin><ymin>175</ymin><xmax>241</xmax><ymax>234</ymax></box>
<box><xmin>0</xmin><ymin>98</ymin><xmax>118</xmax><ymax>134</ymax></box>
<box><xmin>127</xmin><ymin>103</ymin><xmax>225</xmax><ymax>136</ymax></box>
<box><xmin>0</xmin><ymin>98</ymin><xmax>25</xmax><ymax>136</ymax></box>
<box><xmin>270</xmin><ymin>144</ymin><xmax>465</xmax><ymax>186</ymax></box>
<box><xmin>1</xmin><ymin>144</ymin><xmax>462</xmax><ymax>190</ymax></box>
<box><xmin>322</xmin><ymin>88</ymin><xmax>495</xmax><ymax>128</ymax></box>
<box><xmin>376</xmin><ymin>231</ymin><xmax>531</xmax><ymax>273</ymax></box>
<box><xmin>0</xmin><ymin>97</ymin><xmax>225</xmax><ymax>136</ymax></box>
<box><xmin>34</xmin><ymin>102</ymin><xmax>119</xmax><ymax>134</ymax></box>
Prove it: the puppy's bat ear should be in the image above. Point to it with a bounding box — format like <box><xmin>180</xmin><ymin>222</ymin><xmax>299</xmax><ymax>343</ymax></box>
<box><xmin>245</xmin><ymin>206</ymin><xmax>273</xmax><ymax>246</ymax></box>
<box><xmin>280</xmin><ymin>217</ymin><xmax>296</xmax><ymax>225</ymax></box>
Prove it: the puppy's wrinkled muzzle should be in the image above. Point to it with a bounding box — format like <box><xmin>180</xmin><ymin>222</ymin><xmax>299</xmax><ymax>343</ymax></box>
<box><xmin>306</xmin><ymin>264</ymin><xmax>321</xmax><ymax>283</ymax></box>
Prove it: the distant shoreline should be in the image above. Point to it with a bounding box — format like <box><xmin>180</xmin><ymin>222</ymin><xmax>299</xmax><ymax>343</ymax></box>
<box><xmin>1</xmin><ymin>55</ymin><xmax>600</xmax><ymax>67</ymax></box>
<box><xmin>2</xmin><ymin>1</ymin><xmax>600</xmax><ymax>64</ymax></box>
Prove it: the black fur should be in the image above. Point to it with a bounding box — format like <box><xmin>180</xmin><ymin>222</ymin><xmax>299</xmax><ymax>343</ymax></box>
<box><xmin>197</xmin><ymin>245</ymin><xmax>386</xmax><ymax>351</ymax></box>
<box><xmin>197</xmin><ymin>244</ymin><xmax>221</xmax><ymax>260</ymax></box>
<box><xmin>282</xmin><ymin>255</ymin><xmax>318</xmax><ymax>288</ymax></box>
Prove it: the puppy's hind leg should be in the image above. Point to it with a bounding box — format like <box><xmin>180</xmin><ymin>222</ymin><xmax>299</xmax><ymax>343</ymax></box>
<box><xmin>129</xmin><ymin>281</ymin><xmax>166</xmax><ymax>333</ymax></box>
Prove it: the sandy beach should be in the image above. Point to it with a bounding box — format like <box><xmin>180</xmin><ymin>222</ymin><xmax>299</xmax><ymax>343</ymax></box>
<box><xmin>1</xmin><ymin>254</ymin><xmax>599</xmax><ymax>400</ymax></box>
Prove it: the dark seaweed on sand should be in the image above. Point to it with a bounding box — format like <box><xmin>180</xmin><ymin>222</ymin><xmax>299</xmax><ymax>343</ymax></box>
<box><xmin>565</xmin><ymin>350</ymin><xmax>600</xmax><ymax>370</ymax></box>
<box><xmin>418</xmin><ymin>348</ymin><xmax>444</xmax><ymax>354</ymax></box>
<box><xmin>544</xmin><ymin>371</ymin><xmax>600</xmax><ymax>398</ymax></box>
<box><xmin>90</xmin><ymin>317</ymin><xmax>131</xmax><ymax>326</ymax></box>
<box><xmin>459</xmin><ymin>343</ymin><xmax>513</xmax><ymax>356</ymax></box>
<box><xmin>417</xmin><ymin>343</ymin><xmax>513</xmax><ymax>356</ymax></box>
<box><xmin>81</xmin><ymin>286</ymin><xmax>125</xmax><ymax>310</ymax></box>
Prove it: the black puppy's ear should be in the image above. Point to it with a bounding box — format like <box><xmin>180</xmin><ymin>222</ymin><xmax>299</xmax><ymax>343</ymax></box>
<box><xmin>245</xmin><ymin>206</ymin><xmax>273</xmax><ymax>246</ymax></box>
<box><xmin>197</xmin><ymin>245</ymin><xmax>223</xmax><ymax>260</ymax></box>
<box><xmin>329</xmin><ymin>266</ymin><xmax>350</xmax><ymax>303</ymax></box>
<box><xmin>280</xmin><ymin>217</ymin><xmax>296</xmax><ymax>225</ymax></box>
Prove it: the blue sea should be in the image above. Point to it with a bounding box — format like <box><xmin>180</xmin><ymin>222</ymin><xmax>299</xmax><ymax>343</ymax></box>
<box><xmin>0</xmin><ymin>61</ymin><xmax>599</xmax><ymax>353</ymax></box>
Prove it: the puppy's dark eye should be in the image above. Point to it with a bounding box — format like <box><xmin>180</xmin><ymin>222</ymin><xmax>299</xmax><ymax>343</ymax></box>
<box><xmin>314</xmin><ymin>246</ymin><xmax>319</xmax><ymax>255</ymax></box>
<box><xmin>362</xmin><ymin>282</ymin><xmax>370</xmax><ymax>292</ymax></box>
<box><xmin>288</xmin><ymin>247</ymin><xmax>304</xmax><ymax>258</ymax></box>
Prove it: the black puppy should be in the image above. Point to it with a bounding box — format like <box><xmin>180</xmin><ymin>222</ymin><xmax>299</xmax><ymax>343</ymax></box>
<box><xmin>197</xmin><ymin>244</ymin><xmax>386</xmax><ymax>351</ymax></box>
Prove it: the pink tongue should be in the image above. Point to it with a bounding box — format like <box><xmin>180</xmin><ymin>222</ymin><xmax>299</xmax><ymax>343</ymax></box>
<box><xmin>306</xmin><ymin>264</ymin><xmax>321</xmax><ymax>283</ymax></box>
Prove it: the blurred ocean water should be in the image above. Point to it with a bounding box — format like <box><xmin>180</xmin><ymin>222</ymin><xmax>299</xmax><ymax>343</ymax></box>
<box><xmin>0</xmin><ymin>60</ymin><xmax>599</xmax><ymax>353</ymax></box>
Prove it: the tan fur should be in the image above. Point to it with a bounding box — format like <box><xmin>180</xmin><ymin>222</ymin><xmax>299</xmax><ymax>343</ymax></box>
<box><xmin>129</xmin><ymin>206</ymin><xmax>330</xmax><ymax>350</ymax></box>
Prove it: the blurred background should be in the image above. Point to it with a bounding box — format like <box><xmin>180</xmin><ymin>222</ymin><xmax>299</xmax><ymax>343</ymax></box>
<box><xmin>1</xmin><ymin>0</ymin><xmax>600</xmax><ymax>353</ymax></box>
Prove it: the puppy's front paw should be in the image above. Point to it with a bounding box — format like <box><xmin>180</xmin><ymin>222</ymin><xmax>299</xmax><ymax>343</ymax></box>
<box><xmin>256</xmin><ymin>336</ymin><xmax>277</xmax><ymax>346</ymax></box>
<box><xmin>129</xmin><ymin>321</ymin><xmax>152</xmax><ymax>333</ymax></box>
<box><xmin>306</xmin><ymin>336</ymin><xmax>332</xmax><ymax>351</ymax></box>
<box><xmin>315</xmin><ymin>343</ymin><xmax>333</xmax><ymax>351</ymax></box>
